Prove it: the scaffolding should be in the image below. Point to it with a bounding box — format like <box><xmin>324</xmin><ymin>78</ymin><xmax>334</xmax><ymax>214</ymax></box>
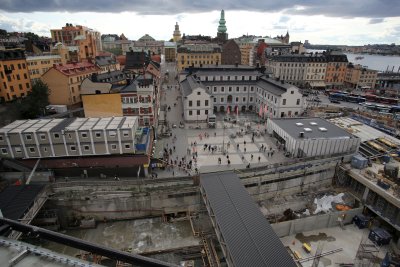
<box><xmin>354</xmin><ymin>232</ymin><xmax>380</xmax><ymax>267</ymax></box>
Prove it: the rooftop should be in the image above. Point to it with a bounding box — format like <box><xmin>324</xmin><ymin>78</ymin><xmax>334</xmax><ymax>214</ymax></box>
<box><xmin>271</xmin><ymin>117</ymin><xmax>355</xmax><ymax>140</ymax></box>
<box><xmin>0</xmin><ymin>117</ymin><xmax>138</xmax><ymax>134</ymax></box>
<box><xmin>180</xmin><ymin>75</ymin><xmax>207</xmax><ymax>97</ymax></box>
<box><xmin>200</xmin><ymin>172</ymin><xmax>296</xmax><ymax>267</ymax></box>
<box><xmin>95</xmin><ymin>55</ymin><xmax>117</xmax><ymax>66</ymax></box>
<box><xmin>53</xmin><ymin>62</ymin><xmax>99</xmax><ymax>76</ymax></box>
<box><xmin>26</xmin><ymin>55</ymin><xmax>62</xmax><ymax>61</ymax></box>
<box><xmin>329</xmin><ymin>117</ymin><xmax>400</xmax><ymax>143</ymax></box>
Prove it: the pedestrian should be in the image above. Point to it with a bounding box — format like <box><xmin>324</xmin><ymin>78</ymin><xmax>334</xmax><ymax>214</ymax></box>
<box><xmin>237</xmin><ymin>144</ymin><xmax>239</xmax><ymax>150</ymax></box>
<box><xmin>271</xmin><ymin>150</ymin><xmax>275</xmax><ymax>156</ymax></box>
<box><xmin>264</xmin><ymin>147</ymin><xmax>267</xmax><ymax>152</ymax></box>
<box><xmin>173</xmin><ymin>146</ymin><xmax>176</xmax><ymax>151</ymax></box>
<box><xmin>218</xmin><ymin>157</ymin><xmax>221</xmax><ymax>164</ymax></box>
<box><xmin>214</xmin><ymin>132</ymin><xmax>217</xmax><ymax>137</ymax></box>
<box><xmin>226</xmin><ymin>155</ymin><xmax>229</xmax><ymax>159</ymax></box>
<box><xmin>244</xmin><ymin>140</ymin><xmax>246</xmax><ymax>146</ymax></box>
<box><xmin>258</xmin><ymin>156</ymin><xmax>261</xmax><ymax>162</ymax></box>
<box><xmin>208</xmin><ymin>146</ymin><xmax>211</xmax><ymax>152</ymax></box>
<box><xmin>242</xmin><ymin>155</ymin><xmax>245</xmax><ymax>161</ymax></box>
<box><xmin>172</xmin><ymin>171</ymin><xmax>175</xmax><ymax>177</ymax></box>
<box><xmin>244</xmin><ymin>147</ymin><xmax>247</xmax><ymax>153</ymax></box>
<box><xmin>227</xmin><ymin>159</ymin><xmax>231</xmax><ymax>165</ymax></box>
<box><xmin>251</xmin><ymin>154</ymin><xmax>254</xmax><ymax>161</ymax></box>
<box><xmin>246</xmin><ymin>163</ymin><xmax>250</xmax><ymax>168</ymax></box>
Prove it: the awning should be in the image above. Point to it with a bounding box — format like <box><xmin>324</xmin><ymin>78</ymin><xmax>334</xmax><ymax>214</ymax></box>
<box><xmin>310</xmin><ymin>81</ymin><xmax>326</xmax><ymax>88</ymax></box>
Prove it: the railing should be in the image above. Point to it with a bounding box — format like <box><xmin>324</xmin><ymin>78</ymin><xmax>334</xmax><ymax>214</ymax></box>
<box><xmin>8</xmin><ymin>185</ymin><xmax>51</xmax><ymax>240</ymax></box>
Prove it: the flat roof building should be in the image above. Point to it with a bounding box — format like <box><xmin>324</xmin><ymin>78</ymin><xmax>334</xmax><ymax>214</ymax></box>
<box><xmin>267</xmin><ymin>117</ymin><xmax>360</xmax><ymax>158</ymax></box>
<box><xmin>0</xmin><ymin>117</ymin><xmax>140</xmax><ymax>159</ymax></box>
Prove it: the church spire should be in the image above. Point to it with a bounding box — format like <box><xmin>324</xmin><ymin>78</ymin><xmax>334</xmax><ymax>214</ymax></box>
<box><xmin>173</xmin><ymin>22</ymin><xmax>181</xmax><ymax>42</ymax></box>
<box><xmin>217</xmin><ymin>10</ymin><xmax>227</xmax><ymax>33</ymax></box>
<box><xmin>217</xmin><ymin>10</ymin><xmax>228</xmax><ymax>42</ymax></box>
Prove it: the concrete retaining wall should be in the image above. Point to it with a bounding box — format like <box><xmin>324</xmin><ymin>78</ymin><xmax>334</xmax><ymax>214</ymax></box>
<box><xmin>0</xmin><ymin>171</ymin><xmax>53</xmax><ymax>182</ymax></box>
<box><xmin>271</xmin><ymin>207</ymin><xmax>363</xmax><ymax>238</ymax></box>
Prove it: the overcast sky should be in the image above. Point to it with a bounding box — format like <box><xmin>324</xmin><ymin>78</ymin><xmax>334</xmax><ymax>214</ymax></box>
<box><xmin>0</xmin><ymin>0</ymin><xmax>399</xmax><ymax>45</ymax></box>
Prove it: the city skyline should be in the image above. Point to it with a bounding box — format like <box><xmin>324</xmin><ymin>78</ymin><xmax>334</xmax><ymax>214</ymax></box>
<box><xmin>0</xmin><ymin>1</ymin><xmax>399</xmax><ymax>45</ymax></box>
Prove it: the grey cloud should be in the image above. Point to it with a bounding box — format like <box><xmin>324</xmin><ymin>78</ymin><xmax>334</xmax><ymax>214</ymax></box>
<box><xmin>0</xmin><ymin>0</ymin><xmax>399</xmax><ymax>18</ymax></box>
<box><xmin>369</xmin><ymin>18</ymin><xmax>384</xmax><ymax>24</ymax></box>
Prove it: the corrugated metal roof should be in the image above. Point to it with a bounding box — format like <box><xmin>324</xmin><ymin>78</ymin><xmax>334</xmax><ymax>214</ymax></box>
<box><xmin>200</xmin><ymin>172</ymin><xmax>296</xmax><ymax>267</ymax></box>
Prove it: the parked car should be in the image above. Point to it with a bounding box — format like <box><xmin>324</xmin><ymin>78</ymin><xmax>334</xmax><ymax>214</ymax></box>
<box><xmin>330</xmin><ymin>99</ymin><xmax>341</xmax><ymax>104</ymax></box>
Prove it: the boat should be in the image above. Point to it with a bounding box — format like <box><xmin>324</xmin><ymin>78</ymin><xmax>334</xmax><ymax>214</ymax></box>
<box><xmin>355</xmin><ymin>56</ymin><xmax>364</xmax><ymax>60</ymax></box>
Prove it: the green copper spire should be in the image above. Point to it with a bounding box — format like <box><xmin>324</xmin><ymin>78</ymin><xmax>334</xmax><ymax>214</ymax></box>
<box><xmin>218</xmin><ymin>10</ymin><xmax>227</xmax><ymax>33</ymax></box>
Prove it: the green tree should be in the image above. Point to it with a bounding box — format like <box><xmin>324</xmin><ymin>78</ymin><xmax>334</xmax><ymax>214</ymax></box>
<box><xmin>24</xmin><ymin>32</ymin><xmax>40</xmax><ymax>42</ymax></box>
<box><xmin>19</xmin><ymin>80</ymin><xmax>49</xmax><ymax>119</ymax></box>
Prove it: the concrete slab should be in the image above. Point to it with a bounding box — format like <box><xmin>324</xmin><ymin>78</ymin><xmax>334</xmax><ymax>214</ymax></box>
<box><xmin>280</xmin><ymin>224</ymin><xmax>389</xmax><ymax>267</ymax></box>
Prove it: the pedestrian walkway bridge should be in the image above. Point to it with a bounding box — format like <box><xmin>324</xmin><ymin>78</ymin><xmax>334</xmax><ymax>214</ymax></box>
<box><xmin>200</xmin><ymin>172</ymin><xmax>297</xmax><ymax>267</ymax></box>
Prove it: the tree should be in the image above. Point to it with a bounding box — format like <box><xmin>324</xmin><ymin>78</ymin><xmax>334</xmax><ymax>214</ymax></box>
<box><xmin>24</xmin><ymin>32</ymin><xmax>40</xmax><ymax>42</ymax></box>
<box><xmin>19</xmin><ymin>80</ymin><xmax>49</xmax><ymax>119</ymax></box>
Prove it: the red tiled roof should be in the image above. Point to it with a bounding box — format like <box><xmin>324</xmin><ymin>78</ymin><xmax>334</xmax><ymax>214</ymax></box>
<box><xmin>53</xmin><ymin>62</ymin><xmax>99</xmax><ymax>76</ymax></box>
<box><xmin>151</xmin><ymin>54</ymin><xmax>161</xmax><ymax>63</ymax></box>
<box><xmin>116</xmin><ymin>55</ymin><xmax>126</xmax><ymax>66</ymax></box>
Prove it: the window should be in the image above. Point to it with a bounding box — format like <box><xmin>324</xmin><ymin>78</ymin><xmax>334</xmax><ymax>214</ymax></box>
<box><xmin>29</xmin><ymin>147</ymin><xmax>35</xmax><ymax>153</ymax></box>
<box><xmin>205</xmin><ymin>110</ymin><xmax>208</xmax><ymax>115</ymax></box>
<box><xmin>197</xmin><ymin>91</ymin><xmax>201</xmax><ymax>95</ymax></box>
<box><xmin>43</xmin><ymin>147</ymin><xmax>48</xmax><ymax>152</ymax></box>
<box><xmin>213</xmin><ymin>98</ymin><xmax>216</xmax><ymax>103</ymax></box>
<box><xmin>283</xmin><ymin>99</ymin><xmax>286</xmax><ymax>105</ymax></box>
<box><xmin>124</xmin><ymin>144</ymin><xmax>131</xmax><ymax>149</ymax></box>
<box><xmin>109</xmin><ymin>131</ymin><xmax>116</xmax><ymax>137</ymax></box>
<box><xmin>15</xmin><ymin>147</ymin><xmax>21</xmax><ymax>153</ymax></box>
<box><xmin>243</xmin><ymin>97</ymin><xmax>246</xmax><ymax>102</ymax></box>
<box><xmin>95</xmin><ymin>132</ymin><xmax>101</xmax><ymax>138</ymax></box>
<box><xmin>0</xmin><ymin>135</ymin><xmax>3</xmax><ymax>141</ymax></box>
<box><xmin>81</xmin><ymin>132</ymin><xmax>88</xmax><ymax>138</ymax></box>
<box><xmin>40</xmin><ymin>134</ymin><xmax>46</xmax><ymax>140</ymax></box>
<box><xmin>84</xmin><ymin>145</ymin><xmax>90</xmax><ymax>151</ymax></box>
<box><xmin>123</xmin><ymin>131</ymin><xmax>129</xmax><ymax>137</ymax></box>
<box><xmin>111</xmin><ymin>144</ymin><xmax>117</xmax><ymax>150</ymax></box>
<box><xmin>250</xmin><ymin>86</ymin><xmax>254</xmax><ymax>92</ymax></box>
<box><xmin>213</xmin><ymin>87</ymin><xmax>217</xmax><ymax>92</ymax></box>
<box><xmin>220</xmin><ymin>97</ymin><xmax>224</xmax><ymax>103</ymax></box>
<box><xmin>296</xmin><ymin>99</ymin><xmax>300</xmax><ymax>105</ymax></box>
<box><xmin>236</xmin><ymin>87</ymin><xmax>239</xmax><ymax>92</ymax></box>
<box><xmin>70</xmin><ymin>145</ymin><xmax>76</xmax><ymax>151</ymax></box>
<box><xmin>196</xmin><ymin>100</ymin><xmax>200</xmax><ymax>106</ymax></box>
<box><xmin>197</xmin><ymin>110</ymin><xmax>200</xmax><ymax>115</ymax></box>
<box><xmin>291</xmin><ymin>90</ymin><xmax>294</xmax><ymax>94</ymax></box>
<box><xmin>221</xmin><ymin>87</ymin><xmax>224</xmax><ymax>92</ymax></box>
<box><xmin>25</xmin><ymin>134</ymin><xmax>32</xmax><ymax>140</ymax></box>
<box><xmin>205</xmin><ymin>100</ymin><xmax>209</xmax><ymax>106</ymax></box>
<box><xmin>189</xmin><ymin>110</ymin><xmax>193</xmax><ymax>116</ymax></box>
<box><xmin>229</xmin><ymin>87</ymin><xmax>232</xmax><ymax>92</ymax></box>
<box><xmin>1</xmin><ymin>148</ymin><xmax>7</xmax><ymax>154</ymax></box>
<box><xmin>189</xmin><ymin>100</ymin><xmax>192</xmax><ymax>107</ymax></box>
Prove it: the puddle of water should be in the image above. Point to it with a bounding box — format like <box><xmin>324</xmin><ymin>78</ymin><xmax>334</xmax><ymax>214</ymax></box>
<box><xmin>295</xmin><ymin>232</ymin><xmax>336</xmax><ymax>243</ymax></box>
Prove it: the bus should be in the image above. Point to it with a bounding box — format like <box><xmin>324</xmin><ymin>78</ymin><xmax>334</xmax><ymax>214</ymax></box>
<box><xmin>344</xmin><ymin>95</ymin><xmax>366</xmax><ymax>103</ymax></box>
<box><xmin>390</xmin><ymin>106</ymin><xmax>400</xmax><ymax>114</ymax></box>
<box><xmin>329</xmin><ymin>93</ymin><xmax>347</xmax><ymax>101</ymax></box>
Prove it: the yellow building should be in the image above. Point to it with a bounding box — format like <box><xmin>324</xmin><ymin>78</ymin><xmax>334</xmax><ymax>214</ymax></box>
<box><xmin>0</xmin><ymin>49</ymin><xmax>32</xmax><ymax>102</ymax></box>
<box><xmin>41</xmin><ymin>62</ymin><xmax>99</xmax><ymax>107</ymax></box>
<box><xmin>324</xmin><ymin>53</ymin><xmax>348</xmax><ymax>89</ymax></box>
<box><xmin>82</xmin><ymin>93</ymin><xmax>122</xmax><ymax>117</ymax></box>
<box><xmin>26</xmin><ymin>55</ymin><xmax>63</xmax><ymax>84</ymax></box>
<box><xmin>176</xmin><ymin>44</ymin><xmax>221</xmax><ymax>71</ymax></box>
<box><xmin>345</xmin><ymin>64</ymin><xmax>377</xmax><ymax>89</ymax></box>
